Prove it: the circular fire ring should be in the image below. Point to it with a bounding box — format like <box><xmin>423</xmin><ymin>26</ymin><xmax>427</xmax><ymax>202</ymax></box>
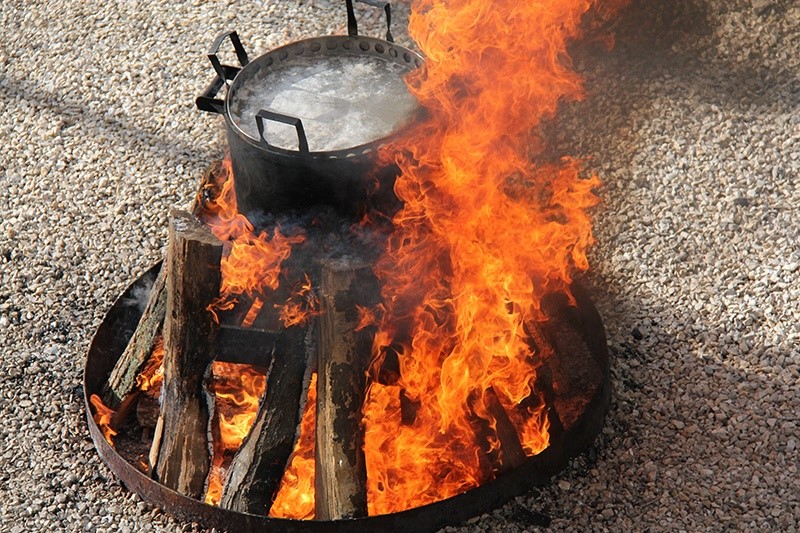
<box><xmin>84</xmin><ymin>263</ymin><xmax>610</xmax><ymax>532</ymax></box>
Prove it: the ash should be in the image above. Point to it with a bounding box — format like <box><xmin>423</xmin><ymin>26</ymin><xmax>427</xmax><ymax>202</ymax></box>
<box><xmin>1</xmin><ymin>0</ymin><xmax>799</xmax><ymax>531</ymax></box>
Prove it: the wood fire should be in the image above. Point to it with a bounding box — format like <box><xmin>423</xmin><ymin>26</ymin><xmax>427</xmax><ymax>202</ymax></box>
<box><xmin>87</xmin><ymin>0</ymin><xmax>628</xmax><ymax>525</ymax></box>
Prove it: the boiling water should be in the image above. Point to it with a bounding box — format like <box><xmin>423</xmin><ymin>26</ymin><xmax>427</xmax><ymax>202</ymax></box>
<box><xmin>229</xmin><ymin>54</ymin><xmax>418</xmax><ymax>152</ymax></box>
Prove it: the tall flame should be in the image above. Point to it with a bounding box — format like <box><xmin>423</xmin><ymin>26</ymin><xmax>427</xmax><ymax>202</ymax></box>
<box><xmin>362</xmin><ymin>0</ymin><xmax>606</xmax><ymax>514</ymax></box>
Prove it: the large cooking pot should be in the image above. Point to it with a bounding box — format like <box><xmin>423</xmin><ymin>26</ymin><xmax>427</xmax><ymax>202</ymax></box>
<box><xmin>196</xmin><ymin>0</ymin><xmax>423</xmax><ymax>221</ymax></box>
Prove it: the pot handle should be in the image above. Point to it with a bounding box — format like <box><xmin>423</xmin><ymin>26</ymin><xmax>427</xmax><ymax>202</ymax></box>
<box><xmin>196</xmin><ymin>74</ymin><xmax>227</xmax><ymax>114</ymax></box>
<box><xmin>196</xmin><ymin>31</ymin><xmax>249</xmax><ymax>114</ymax></box>
<box><xmin>256</xmin><ymin>109</ymin><xmax>310</xmax><ymax>153</ymax></box>
<box><xmin>208</xmin><ymin>30</ymin><xmax>249</xmax><ymax>87</ymax></box>
<box><xmin>346</xmin><ymin>0</ymin><xmax>394</xmax><ymax>43</ymax></box>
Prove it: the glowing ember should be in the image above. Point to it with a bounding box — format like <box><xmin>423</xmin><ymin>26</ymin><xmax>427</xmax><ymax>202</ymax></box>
<box><xmin>242</xmin><ymin>297</ymin><xmax>264</xmax><ymax>328</ymax></box>
<box><xmin>361</xmin><ymin>0</ymin><xmax>608</xmax><ymax>515</ymax></box>
<box><xmin>270</xmin><ymin>373</ymin><xmax>317</xmax><ymax>519</ymax></box>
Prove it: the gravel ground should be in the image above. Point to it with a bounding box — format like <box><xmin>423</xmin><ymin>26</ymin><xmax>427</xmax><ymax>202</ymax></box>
<box><xmin>1</xmin><ymin>0</ymin><xmax>798</xmax><ymax>531</ymax></box>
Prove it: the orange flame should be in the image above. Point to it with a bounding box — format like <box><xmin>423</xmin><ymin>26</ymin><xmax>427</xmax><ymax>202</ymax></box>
<box><xmin>242</xmin><ymin>297</ymin><xmax>264</xmax><ymax>328</ymax></box>
<box><xmin>361</xmin><ymin>0</ymin><xmax>607</xmax><ymax>515</ymax></box>
<box><xmin>91</xmin><ymin>337</ymin><xmax>164</xmax><ymax>451</ymax></box>
<box><xmin>204</xmin><ymin>361</ymin><xmax>267</xmax><ymax>505</ymax></box>
<box><xmin>355</xmin><ymin>304</ymin><xmax>381</xmax><ymax>332</ymax></box>
<box><xmin>195</xmin><ymin>157</ymin><xmax>308</xmax><ymax>505</ymax></box>
<box><xmin>270</xmin><ymin>373</ymin><xmax>317</xmax><ymax>519</ymax></box>
<box><xmin>277</xmin><ymin>274</ymin><xmax>319</xmax><ymax>328</ymax></box>
<box><xmin>199</xmin><ymin>157</ymin><xmax>305</xmax><ymax>322</ymax></box>
<box><xmin>135</xmin><ymin>336</ymin><xmax>164</xmax><ymax>392</ymax></box>
<box><xmin>89</xmin><ymin>394</ymin><xmax>118</xmax><ymax>447</ymax></box>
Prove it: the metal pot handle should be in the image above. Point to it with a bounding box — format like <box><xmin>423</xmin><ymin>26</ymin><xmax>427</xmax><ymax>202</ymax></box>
<box><xmin>196</xmin><ymin>75</ymin><xmax>227</xmax><ymax>114</ymax></box>
<box><xmin>208</xmin><ymin>30</ymin><xmax>249</xmax><ymax>87</ymax></box>
<box><xmin>255</xmin><ymin>109</ymin><xmax>309</xmax><ymax>153</ymax></box>
<box><xmin>196</xmin><ymin>31</ymin><xmax>249</xmax><ymax>114</ymax></box>
<box><xmin>346</xmin><ymin>0</ymin><xmax>394</xmax><ymax>43</ymax></box>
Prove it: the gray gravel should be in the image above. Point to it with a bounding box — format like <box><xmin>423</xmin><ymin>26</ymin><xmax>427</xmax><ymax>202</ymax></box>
<box><xmin>1</xmin><ymin>0</ymin><xmax>798</xmax><ymax>531</ymax></box>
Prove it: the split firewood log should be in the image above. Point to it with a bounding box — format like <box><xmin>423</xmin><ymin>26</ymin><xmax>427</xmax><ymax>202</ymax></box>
<box><xmin>314</xmin><ymin>258</ymin><xmax>381</xmax><ymax>520</ymax></box>
<box><xmin>149</xmin><ymin>209</ymin><xmax>222</xmax><ymax>498</ymax></box>
<box><xmin>103</xmin><ymin>162</ymin><xmax>221</xmax><ymax>409</ymax></box>
<box><xmin>220</xmin><ymin>325</ymin><xmax>312</xmax><ymax>513</ymax></box>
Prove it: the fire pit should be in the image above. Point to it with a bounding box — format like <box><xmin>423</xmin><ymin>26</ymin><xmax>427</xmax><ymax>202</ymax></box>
<box><xmin>85</xmin><ymin>0</ymin><xmax>622</xmax><ymax>529</ymax></box>
<box><xmin>84</xmin><ymin>260</ymin><xmax>610</xmax><ymax>532</ymax></box>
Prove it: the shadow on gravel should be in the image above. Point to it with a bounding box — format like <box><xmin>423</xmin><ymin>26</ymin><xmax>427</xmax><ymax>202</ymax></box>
<box><xmin>561</xmin><ymin>266</ymin><xmax>798</xmax><ymax>530</ymax></box>
<box><xmin>593</xmin><ymin>0</ymin><xmax>800</xmax><ymax>111</ymax></box>
<box><xmin>0</xmin><ymin>74</ymin><xmax>217</xmax><ymax>163</ymax></box>
<box><xmin>527</xmin><ymin>3</ymin><xmax>800</xmax><ymax>528</ymax></box>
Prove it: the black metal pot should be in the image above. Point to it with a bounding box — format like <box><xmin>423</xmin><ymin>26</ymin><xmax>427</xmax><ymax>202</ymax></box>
<box><xmin>196</xmin><ymin>0</ymin><xmax>423</xmax><ymax>221</ymax></box>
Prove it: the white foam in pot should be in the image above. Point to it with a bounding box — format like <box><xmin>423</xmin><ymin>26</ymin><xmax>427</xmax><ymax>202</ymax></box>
<box><xmin>229</xmin><ymin>54</ymin><xmax>418</xmax><ymax>152</ymax></box>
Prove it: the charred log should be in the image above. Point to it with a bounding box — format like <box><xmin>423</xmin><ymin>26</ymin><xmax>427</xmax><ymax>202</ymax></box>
<box><xmin>149</xmin><ymin>209</ymin><xmax>223</xmax><ymax>498</ymax></box>
<box><xmin>136</xmin><ymin>386</ymin><xmax>160</xmax><ymax>430</ymax></box>
<box><xmin>103</xmin><ymin>270</ymin><xmax>166</xmax><ymax>409</ymax></box>
<box><xmin>469</xmin><ymin>385</ymin><xmax>527</xmax><ymax>477</ymax></box>
<box><xmin>540</xmin><ymin>289</ymin><xmax>605</xmax><ymax>430</ymax></box>
<box><xmin>314</xmin><ymin>258</ymin><xmax>380</xmax><ymax>520</ymax></box>
<box><xmin>215</xmin><ymin>324</ymin><xmax>278</xmax><ymax>367</ymax></box>
<box><xmin>220</xmin><ymin>325</ymin><xmax>312</xmax><ymax>513</ymax></box>
<box><xmin>483</xmin><ymin>386</ymin><xmax>527</xmax><ymax>473</ymax></box>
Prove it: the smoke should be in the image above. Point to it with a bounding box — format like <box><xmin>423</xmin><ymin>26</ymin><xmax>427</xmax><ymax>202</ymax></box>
<box><xmin>124</xmin><ymin>269</ymin><xmax>158</xmax><ymax>313</ymax></box>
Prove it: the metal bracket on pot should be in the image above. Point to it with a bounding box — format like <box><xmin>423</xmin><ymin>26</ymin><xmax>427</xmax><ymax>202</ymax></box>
<box><xmin>255</xmin><ymin>109</ymin><xmax>309</xmax><ymax>153</ymax></box>
<box><xmin>196</xmin><ymin>31</ymin><xmax>250</xmax><ymax>115</ymax></box>
<box><xmin>346</xmin><ymin>0</ymin><xmax>394</xmax><ymax>43</ymax></box>
<box><xmin>196</xmin><ymin>64</ymin><xmax>240</xmax><ymax>114</ymax></box>
<box><xmin>208</xmin><ymin>31</ymin><xmax>249</xmax><ymax>86</ymax></box>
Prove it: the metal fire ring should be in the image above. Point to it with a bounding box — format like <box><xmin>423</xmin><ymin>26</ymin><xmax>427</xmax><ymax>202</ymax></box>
<box><xmin>84</xmin><ymin>262</ymin><xmax>610</xmax><ymax>532</ymax></box>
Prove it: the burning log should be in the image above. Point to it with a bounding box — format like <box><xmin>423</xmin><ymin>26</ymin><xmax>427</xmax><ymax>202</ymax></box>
<box><xmin>467</xmin><ymin>385</ymin><xmax>527</xmax><ymax>477</ymax></box>
<box><xmin>150</xmin><ymin>209</ymin><xmax>223</xmax><ymax>498</ymax></box>
<box><xmin>103</xmin><ymin>269</ymin><xmax>166</xmax><ymax>409</ymax></box>
<box><xmin>314</xmin><ymin>258</ymin><xmax>381</xmax><ymax>520</ymax></box>
<box><xmin>483</xmin><ymin>386</ymin><xmax>527</xmax><ymax>473</ymax></box>
<box><xmin>220</xmin><ymin>325</ymin><xmax>312</xmax><ymax>513</ymax></box>
<box><xmin>103</xmin><ymin>163</ymin><xmax>220</xmax><ymax>409</ymax></box>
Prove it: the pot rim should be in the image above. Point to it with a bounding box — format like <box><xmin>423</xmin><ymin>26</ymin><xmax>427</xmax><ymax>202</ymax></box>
<box><xmin>223</xmin><ymin>35</ymin><xmax>424</xmax><ymax>159</ymax></box>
